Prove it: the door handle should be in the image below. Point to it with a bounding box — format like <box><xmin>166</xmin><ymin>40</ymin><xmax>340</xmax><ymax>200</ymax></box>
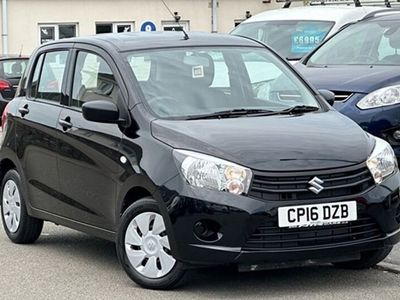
<box><xmin>59</xmin><ymin>117</ymin><xmax>72</xmax><ymax>131</ymax></box>
<box><xmin>18</xmin><ymin>105</ymin><xmax>29</xmax><ymax>116</ymax></box>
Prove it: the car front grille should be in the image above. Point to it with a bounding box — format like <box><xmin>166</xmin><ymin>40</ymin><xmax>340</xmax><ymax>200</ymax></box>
<box><xmin>249</xmin><ymin>164</ymin><xmax>375</xmax><ymax>201</ymax></box>
<box><xmin>333</xmin><ymin>91</ymin><xmax>353</xmax><ymax>102</ymax></box>
<box><xmin>243</xmin><ymin>216</ymin><xmax>383</xmax><ymax>252</ymax></box>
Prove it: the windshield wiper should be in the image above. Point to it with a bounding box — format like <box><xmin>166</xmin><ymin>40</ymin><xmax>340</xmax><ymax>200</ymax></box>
<box><xmin>185</xmin><ymin>106</ymin><xmax>319</xmax><ymax>120</ymax></box>
<box><xmin>185</xmin><ymin>108</ymin><xmax>274</xmax><ymax>120</ymax></box>
<box><xmin>279</xmin><ymin>105</ymin><xmax>319</xmax><ymax>114</ymax></box>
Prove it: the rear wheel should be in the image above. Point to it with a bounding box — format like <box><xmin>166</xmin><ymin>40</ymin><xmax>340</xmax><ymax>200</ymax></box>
<box><xmin>116</xmin><ymin>198</ymin><xmax>186</xmax><ymax>290</ymax></box>
<box><xmin>333</xmin><ymin>247</ymin><xmax>392</xmax><ymax>269</ymax></box>
<box><xmin>1</xmin><ymin>169</ymin><xmax>43</xmax><ymax>244</ymax></box>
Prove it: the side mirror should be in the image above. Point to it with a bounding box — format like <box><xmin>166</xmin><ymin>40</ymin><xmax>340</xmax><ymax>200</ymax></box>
<box><xmin>318</xmin><ymin>89</ymin><xmax>335</xmax><ymax>106</ymax></box>
<box><xmin>82</xmin><ymin>100</ymin><xmax>120</xmax><ymax>123</ymax></box>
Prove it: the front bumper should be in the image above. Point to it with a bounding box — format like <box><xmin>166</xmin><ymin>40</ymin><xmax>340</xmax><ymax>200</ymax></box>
<box><xmin>333</xmin><ymin>94</ymin><xmax>400</xmax><ymax>159</ymax></box>
<box><xmin>159</xmin><ymin>170</ymin><xmax>400</xmax><ymax>266</ymax></box>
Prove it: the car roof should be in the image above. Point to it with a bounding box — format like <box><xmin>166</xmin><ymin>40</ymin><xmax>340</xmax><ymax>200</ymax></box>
<box><xmin>44</xmin><ymin>32</ymin><xmax>265</xmax><ymax>52</ymax></box>
<box><xmin>242</xmin><ymin>5</ymin><xmax>384</xmax><ymax>23</ymax></box>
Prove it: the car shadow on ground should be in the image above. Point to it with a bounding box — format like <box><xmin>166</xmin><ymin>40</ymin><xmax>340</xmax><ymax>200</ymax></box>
<box><xmin>24</xmin><ymin>225</ymin><xmax>398</xmax><ymax>297</ymax></box>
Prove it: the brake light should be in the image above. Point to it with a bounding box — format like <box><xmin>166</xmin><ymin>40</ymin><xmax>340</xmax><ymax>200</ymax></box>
<box><xmin>0</xmin><ymin>79</ymin><xmax>12</xmax><ymax>91</ymax></box>
<box><xmin>1</xmin><ymin>103</ymin><xmax>9</xmax><ymax>131</ymax></box>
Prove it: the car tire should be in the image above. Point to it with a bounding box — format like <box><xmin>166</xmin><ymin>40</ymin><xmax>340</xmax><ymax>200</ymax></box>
<box><xmin>1</xmin><ymin>169</ymin><xmax>43</xmax><ymax>244</ymax></box>
<box><xmin>116</xmin><ymin>198</ymin><xmax>186</xmax><ymax>290</ymax></box>
<box><xmin>333</xmin><ymin>247</ymin><xmax>393</xmax><ymax>269</ymax></box>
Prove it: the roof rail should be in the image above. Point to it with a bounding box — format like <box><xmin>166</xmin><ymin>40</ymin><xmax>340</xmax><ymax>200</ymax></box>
<box><xmin>282</xmin><ymin>0</ymin><xmax>292</xmax><ymax>8</ymax></box>
<box><xmin>361</xmin><ymin>7</ymin><xmax>400</xmax><ymax>20</ymax></box>
<box><xmin>308</xmin><ymin>0</ymin><xmax>400</xmax><ymax>7</ymax></box>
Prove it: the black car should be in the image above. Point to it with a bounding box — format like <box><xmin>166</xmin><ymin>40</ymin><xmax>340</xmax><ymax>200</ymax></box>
<box><xmin>0</xmin><ymin>56</ymin><xmax>29</xmax><ymax>113</ymax></box>
<box><xmin>0</xmin><ymin>32</ymin><xmax>399</xmax><ymax>290</ymax></box>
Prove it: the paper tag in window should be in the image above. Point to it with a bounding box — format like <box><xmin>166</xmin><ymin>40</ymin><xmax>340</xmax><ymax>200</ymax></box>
<box><xmin>192</xmin><ymin>65</ymin><xmax>204</xmax><ymax>78</ymax></box>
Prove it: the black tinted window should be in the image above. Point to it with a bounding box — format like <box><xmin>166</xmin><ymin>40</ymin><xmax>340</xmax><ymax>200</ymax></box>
<box><xmin>32</xmin><ymin>51</ymin><xmax>68</xmax><ymax>102</ymax></box>
<box><xmin>71</xmin><ymin>51</ymin><xmax>120</xmax><ymax>108</ymax></box>
<box><xmin>30</xmin><ymin>54</ymin><xmax>45</xmax><ymax>99</ymax></box>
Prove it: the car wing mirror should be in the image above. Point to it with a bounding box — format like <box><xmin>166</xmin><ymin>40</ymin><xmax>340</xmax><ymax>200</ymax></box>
<box><xmin>82</xmin><ymin>100</ymin><xmax>121</xmax><ymax>124</ymax></box>
<box><xmin>318</xmin><ymin>89</ymin><xmax>335</xmax><ymax>106</ymax></box>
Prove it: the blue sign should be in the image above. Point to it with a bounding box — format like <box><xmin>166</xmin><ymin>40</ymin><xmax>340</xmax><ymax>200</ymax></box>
<box><xmin>140</xmin><ymin>21</ymin><xmax>157</xmax><ymax>32</ymax></box>
<box><xmin>291</xmin><ymin>30</ymin><xmax>327</xmax><ymax>54</ymax></box>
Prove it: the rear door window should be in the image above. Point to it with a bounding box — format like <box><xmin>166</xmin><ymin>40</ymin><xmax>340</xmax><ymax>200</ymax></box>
<box><xmin>31</xmin><ymin>51</ymin><xmax>69</xmax><ymax>102</ymax></box>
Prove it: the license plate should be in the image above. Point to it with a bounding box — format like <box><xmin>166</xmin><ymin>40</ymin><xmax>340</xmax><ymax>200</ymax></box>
<box><xmin>278</xmin><ymin>201</ymin><xmax>357</xmax><ymax>228</ymax></box>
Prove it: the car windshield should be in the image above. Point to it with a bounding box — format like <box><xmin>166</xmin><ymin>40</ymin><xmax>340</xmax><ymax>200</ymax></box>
<box><xmin>0</xmin><ymin>59</ymin><xmax>28</xmax><ymax>79</ymax></box>
<box><xmin>231</xmin><ymin>21</ymin><xmax>334</xmax><ymax>60</ymax></box>
<box><xmin>125</xmin><ymin>47</ymin><xmax>320</xmax><ymax>119</ymax></box>
<box><xmin>308</xmin><ymin>19</ymin><xmax>400</xmax><ymax>66</ymax></box>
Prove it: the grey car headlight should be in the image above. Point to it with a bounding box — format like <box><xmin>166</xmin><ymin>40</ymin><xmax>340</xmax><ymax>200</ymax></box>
<box><xmin>366</xmin><ymin>137</ymin><xmax>398</xmax><ymax>184</ymax></box>
<box><xmin>357</xmin><ymin>85</ymin><xmax>400</xmax><ymax>110</ymax></box>
<box><xmin>173</xmin><ymin>149</ymin><xmax>253</xmax><ymax>195</ymax></box>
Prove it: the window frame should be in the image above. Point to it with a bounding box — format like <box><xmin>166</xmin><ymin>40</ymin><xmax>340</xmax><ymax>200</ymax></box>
<box><xmin>95</xmin><ymin>22</ymin><xmax>135</xmax><ymax>34</ymax></box>
<box><xmin>38</xmin><ymin>23</ymin><xmax>79</xmax><ymax>45</ymax></box>
<box><xmin>161</xmin><ymin>20</ymin><xmax>190</xmax><ymax>32</ymax></box>
<box><xmin>66</xmin><ymin>44</ymin><xmax>130</xmax><ymax>113</ymax></box>
<box><xmin>26</xmin><ymin>45</ymin><xmax>73</xmax><ymax>106</ymax></box>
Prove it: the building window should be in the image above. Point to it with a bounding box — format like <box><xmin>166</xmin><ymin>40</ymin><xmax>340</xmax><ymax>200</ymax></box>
<box><xmin>95</xmin><ymin>22</ymin><xmax>135</xmax><ymax>34</ymax></box>
<box><xmin>161</xmin><ymin>21</ymin><xmax>190</xmax><ymax>32</ymax></box>
<box><xmin>39</xmin><ymin>24</ymin><xmax>78</xmax><ymax>44</ymax></box>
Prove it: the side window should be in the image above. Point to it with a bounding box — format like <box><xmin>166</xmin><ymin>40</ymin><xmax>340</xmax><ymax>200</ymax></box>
<box><xmin>378</xmin><ymin>35</ymin><xmax>396</xmax><ymax>60</ymax></box>
<box><xmin>242</xmin><ymin>52</ymin><xmax>282</xmax><ymax>101</ymax></box>
<box><xmin>30</xmin><ymin>54</ymin><xmax>45</xmax><ymax>99</ymax></box>
<box><xmin>208</xmin><ymin>51</ymin><xmax>230</xmax><ymax>89</ymax></box>
<box><xmin>128</xmin><ymin>55</ymin><xmax>151</xmax><ymax>81</ymax></box>
<box><xmin>33</xmin><ymin>51</ymin><xmax>68</xmax><ymax>102</ymax></box>
<box><xmin>71</xmin><ymin>52</ymin><xmax>120</xmax><ymax>108</ymax></box>
<box><xmin>242</xmin><ymin>52</ymin><xmax>301</xmax><ymax>105</ymax></box>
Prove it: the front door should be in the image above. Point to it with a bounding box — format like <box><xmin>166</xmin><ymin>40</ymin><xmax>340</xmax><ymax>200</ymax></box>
<box><xmin>56</xmin><ymin>49</ymin><xmax>126</xmax><ymax>230</ymax></box>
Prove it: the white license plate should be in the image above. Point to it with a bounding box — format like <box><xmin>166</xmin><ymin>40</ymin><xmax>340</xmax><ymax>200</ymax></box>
<box><xmin>278</xmin><ymin>201</ymin><xmax>357</xmax><ymax>228</ymax></box>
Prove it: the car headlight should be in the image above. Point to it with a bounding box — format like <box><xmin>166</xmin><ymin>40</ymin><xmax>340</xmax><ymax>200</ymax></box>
<box><xmin>357</xmin><ymin>85</ymin><xmax>400</xmax><ymax>110</ymax></box>
<box><xmin>366</xmin><ymin>137</ymin><xmax>398</xmax><ymax>184</ymax></box>
<box><xmin>173</xmin><ymin>149</ymin><xmax>252</xmax><ymax>195</ymax></box>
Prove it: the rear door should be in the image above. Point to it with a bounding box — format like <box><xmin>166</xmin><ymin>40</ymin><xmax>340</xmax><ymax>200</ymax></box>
<box><xmin>15</xmin><ymin>48</ymin><xmax>70</xmax><ymax>212</ymax></box>
<box><xmin>56</xmin><ymin>46</ymin><xmax>127</xmax><ymax>230</ymax></box>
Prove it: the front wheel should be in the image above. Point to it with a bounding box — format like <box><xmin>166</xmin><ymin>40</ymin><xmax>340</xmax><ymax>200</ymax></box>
<box><xmin>333</xmin><ymin>247</ymin><xmax>392</xmax><ymax>269</ymax></box>
<box><xmin>116</xmin><ymin>198</ymin><xmax>186</xmax><ymax>290</ymax></box>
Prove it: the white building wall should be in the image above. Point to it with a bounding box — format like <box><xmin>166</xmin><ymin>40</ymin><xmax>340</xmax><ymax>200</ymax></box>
<box><xmin>1</xmin><ymin>0</ymin><xmax>296</xmax><ymax>55</ymax></box>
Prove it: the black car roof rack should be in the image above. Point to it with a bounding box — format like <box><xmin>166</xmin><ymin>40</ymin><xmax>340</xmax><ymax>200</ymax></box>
<box><xmin>361</xmin><ymin>7</ymin><xmax>400</xmax><ymax>19</ymax></box>
<box><xmin>282</xmin><ymin>0</ymin><xmax>292</xmax><ymax>8</ymax></box>
<box><xmin>308</xmin><ymin>0</ymin><xmax>400</xmax><ymax>7</ymax></box>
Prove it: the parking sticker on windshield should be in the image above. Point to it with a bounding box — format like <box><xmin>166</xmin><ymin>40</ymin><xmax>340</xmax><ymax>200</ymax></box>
<box><xmin>192</xmin><ymin>65</ymin><xmax>204</xmax><ymax>78</ymax></box>
<box><xmin>291</xmin><ymin>30</ymin><xmax>326</xmax><ymax>54</ymax></box>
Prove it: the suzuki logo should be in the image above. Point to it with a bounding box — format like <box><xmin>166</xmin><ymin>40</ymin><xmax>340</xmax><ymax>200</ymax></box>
<box><xmin>147</xmin><ymin>240</ymin><xmax>156</xmax><ymax>251</ymax></box>
<box><xmin>308</xmin><ymin>177</ymin><xmax>325</xmax><ymax>194</ymax></box>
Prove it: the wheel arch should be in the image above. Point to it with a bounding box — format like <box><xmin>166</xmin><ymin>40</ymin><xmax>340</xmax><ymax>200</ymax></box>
<box><xmin>120</xmin><ymin>186</ymin><xmax>153</xmax><ymax>216</ymax></box>
<box><xmin>0</xmin><ymin>158</ymin><xmax>17</xmax><ymax>184</ymax></box>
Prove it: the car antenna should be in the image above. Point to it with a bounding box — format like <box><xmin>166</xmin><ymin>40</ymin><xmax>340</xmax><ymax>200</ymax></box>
<box><xmin>18</xmin><ymin>45</ymin><xmax>23</xmax><ymax>57</ymax></box>
<box><xmin>353</xmin><ymin>0</ymin><xmax>362</xmax><ymax>7</ymax></box>
<box><xmin>161</xmin><ymin>0</ymin><xmax>189</xmax><ymax>40</ymax></box>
